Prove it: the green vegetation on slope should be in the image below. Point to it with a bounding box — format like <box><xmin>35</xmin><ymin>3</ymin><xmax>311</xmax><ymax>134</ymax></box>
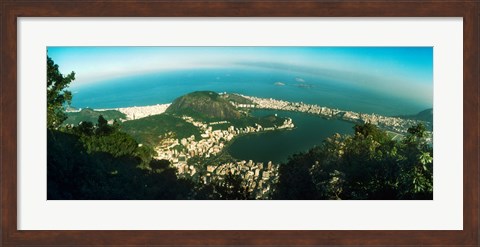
<box><xmin>66</xmin><ymin>115</ymin><xmax>155</xmax><ymax>165</ymax></box>
<box><xmin>396</xmin><ymin>108</ymin><xmax>433</xmax><ymax>123</ymax></box>
<box><xmin>47</xmin><ymin>56</ymin><xmax>75</xmax><ymax>129</ymax></box>
<box><xmin>166</xmin><ymin>91</ymin><xmax>243</xmax><ymax>120</ymax></box>
<box><xmin>166</xmin><ymin>91</ymin><xmax>288</xmax><ymax>130</ymax></box>
<box><xmin>120</xmin><ymin>113</ymin><xmax>201</xmax><ymax>146</ymax></box>
<box><xmin>274</xmin><ymin>123</ymin><xmax>433</xmax><ymax>200</ymax></box>
<box><xmin>221</xmin><ymin>93</ymin><xmax>254</xmax><ymax>105</ymax></box>
<box><xmin>48</xmin><ymin>129</ymin><xmax>194</xmax><ymax>200</ymax></box>
<box><xmin>64</xmin><ymin>108</ymin><xmax>126</xmax><ymax>125</ymax></box>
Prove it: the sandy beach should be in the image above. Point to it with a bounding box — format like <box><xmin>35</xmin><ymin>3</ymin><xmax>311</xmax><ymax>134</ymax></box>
<box><xmin>97</xmin><ymin>103</ymin><xmax>171</xmax><ymax>120</ymax></box>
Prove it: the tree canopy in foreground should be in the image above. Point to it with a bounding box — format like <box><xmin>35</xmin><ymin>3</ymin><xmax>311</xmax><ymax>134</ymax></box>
<box><xmin>47</xmin><ymin>56</ymin><xmax>75</xmax><ymax>129</ymax></box>
<box><xmin>274</xmin><ymin>123</ymin><xmax>433</xmax><ymax>200</ymax></box>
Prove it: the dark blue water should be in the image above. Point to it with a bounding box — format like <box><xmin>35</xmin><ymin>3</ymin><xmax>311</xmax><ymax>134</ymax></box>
<box><xmin>227</xmin><ymin>110</ymin><xmax>355</xmax><ymax>163</ymax></box>
<box><xmin>70</xmin><ymin>67</ymin><xmax>428</xmax><ymax>116</ymax></box>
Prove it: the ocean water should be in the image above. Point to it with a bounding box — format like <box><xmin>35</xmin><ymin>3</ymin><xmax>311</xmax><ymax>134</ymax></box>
<box><xmin>70</xmin><ymin>67</ymin><xmax>428</xmax><ymax>116</ymax></box>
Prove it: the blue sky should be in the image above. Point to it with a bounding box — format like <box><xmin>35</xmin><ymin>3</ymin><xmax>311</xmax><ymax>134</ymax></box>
<box><xmin>47</xmin><ymin>47</ymin><xmax>433</xmax><ymax>105</ymax></box>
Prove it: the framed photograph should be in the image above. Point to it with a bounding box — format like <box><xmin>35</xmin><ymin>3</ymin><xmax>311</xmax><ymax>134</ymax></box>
<box><xmin>1</xmin><ymin>1</ymin><xmax>478</xmax><ymax>246</ymax></box>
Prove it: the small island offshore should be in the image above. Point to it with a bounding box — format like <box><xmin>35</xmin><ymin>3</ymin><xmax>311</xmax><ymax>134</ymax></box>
<box><xmin>47</xmin><ymin>47</ymin><xmax>434</xmax><ymax>200</ymax></box>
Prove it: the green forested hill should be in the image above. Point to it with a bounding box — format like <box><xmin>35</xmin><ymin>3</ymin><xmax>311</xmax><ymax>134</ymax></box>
<box><xmin>165</xmin><ymin>91</ymin><xmax>288</xmax><ymax>129</ymax></box>
<box><xmin>120</xmin><ymin>114</ymin><xmax>201</xmax><ymax>146</ymax></box>
<box><xmin>166</xmin><ymin>91</ymin><xmax>243</xmax><ymax>120</ymax></box>
<box><xmin>396</xmin><ymin>108</ymin><xmax>433</xmax><ymax>123</ymax></box>
<box><xmin>221</xmin><ymin>93</ymin><xmax>254</xmax><ymax>105</ymax></box>
<box><xmin>64</xmin><ymin>108</ymin><xmax>126</xmax><ymax>125</ymax></box>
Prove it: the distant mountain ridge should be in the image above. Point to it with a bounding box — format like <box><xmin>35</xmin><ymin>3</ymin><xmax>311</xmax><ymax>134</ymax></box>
<box><xmin>396</xmin><ymin>108</ymin><xmax>433</xmax><ymax>123</ymax></box>
<box><xmin>166</xmin><ymin>91</ymin><xmax>242</xmax><ymax>120</ymax></box>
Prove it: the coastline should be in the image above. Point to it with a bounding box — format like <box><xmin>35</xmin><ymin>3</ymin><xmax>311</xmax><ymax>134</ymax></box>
<box><xmin>96</xmin><ymin>103</ymin><xmax>171</xmax><ymax>120</ymax></box>
<box><xmin>86</xmin><ymin>93</ymin><xmax>431</xmax><ymax>137</ymax></box>
<box><xmin>79</xmin><ymin>93</ymin><xmax>432</xmax><ymax>190</ymax></box>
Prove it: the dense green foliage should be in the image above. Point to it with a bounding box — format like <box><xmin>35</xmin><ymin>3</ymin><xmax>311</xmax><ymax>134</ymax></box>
<box><xmin>47</xmin><ymin>129</ymin><xmax>194</xmax><ymax>199</ymax></box>
<box><xmin>49</xmin><ymin>116</ymin><xmax>250</xmax><ymax>200</ymax></box>
<box><xmin>80</xmin><ymin>131</ymin><xmax>139</xmax><ymax>157</ymax></box>
<box><xmin>396</xmin><ymin>108</ymin><xmax>433</xmax><ymax>123</ymax></box>
<box><xmin>222</xmin><ymin>93</ymin><xmax>254</xmax><ymax>105</ymax></box>
<box><xmin>66</xmin><ymin>116</ymin><xmax>155</xmax><ymax>165</ymax></box>
<box><xmin>120</xmin><ymin>114</ymin><xmax>201</xmax><ymax>146</ymax></box>
<box><xmin>64</xmin><ymin>108</ymin><xmax>126</xmax><ymax>125</ymax></box>
<box><xmin>395</xmin><ymin>108</ymin><xmax>433</xmax><ymax>132</ymax></box>
<box><xmin>274</xmin><ymin>123</ymin><xmax>433</xmax><ymax>200</ymax></box>
<box><xmin>166</xmin><ymin>91</ymin><xmax>242</xmax><ymax>119</ymax></box>
<box><xmin>47</xmin><ymin>56</ymin><xmax>75</xmax><ymax>128</ymax></box>
<box><xmin>194</xmin><ymin>172</ymin><xmax>252</xmax><ymax>200</ymax></box>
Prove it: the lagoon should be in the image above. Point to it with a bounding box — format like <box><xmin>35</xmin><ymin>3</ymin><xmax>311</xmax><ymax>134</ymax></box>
<box><xmin>227</xmin><ymin>110</ymin><xmax>355</xmax><ymax>163</ymax></box>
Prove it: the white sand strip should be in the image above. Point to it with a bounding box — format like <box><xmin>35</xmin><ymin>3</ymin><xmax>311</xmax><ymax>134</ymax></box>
<box><xmin>96</xmin><ymin>103</ymin><xmax>171</xmax><ymax>120</ymax></box>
